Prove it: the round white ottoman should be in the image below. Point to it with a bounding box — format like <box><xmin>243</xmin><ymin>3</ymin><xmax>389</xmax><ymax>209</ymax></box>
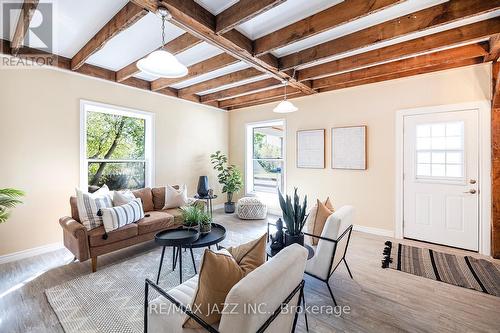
<box><xmin>236</xmin><ymin>197</ymin><xmax>268</xmax><ymax>220</ymax></box>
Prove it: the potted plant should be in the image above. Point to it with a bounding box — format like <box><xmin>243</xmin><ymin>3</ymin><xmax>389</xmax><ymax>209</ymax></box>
<box><xmin>0</xmin><ymin>188</ymin><xmax>25</xmax><ymax>224</ymax></box>
<box><xmin>181</xmin><ymin>205</ymin><xmax>202</xmax><ymax>231</ymax></box>
<box><xmin>210</xmin><ymin>151</ymin><xmax>243</xmax><ymax>213</ymax></box>
<box><xmin>278</xmin><ymin>188</ymin><xmax>308</xmax><ymax>246</ymax></box>
<box><xmin>199</xmin><ymin>211</ymin><xmax>212</xmax><ymax>234</ymax></box>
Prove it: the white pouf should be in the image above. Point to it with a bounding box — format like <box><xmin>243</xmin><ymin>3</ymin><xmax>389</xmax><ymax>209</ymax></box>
<box><xmin>236</xmin><ymin>197</ymin><xmax>268</xmax><ymax>220</ymax></box>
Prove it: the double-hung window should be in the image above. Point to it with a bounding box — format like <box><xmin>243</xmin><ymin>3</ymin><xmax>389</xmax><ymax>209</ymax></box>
<box><xmin>80</xmin><ymin>101</ymin><xmax>154</xmax><ymax>192</ymax></box>
<box><xmin>246</xmin><ymin>120</ymin><xmax>285</xmax><ymax>195</ymax></box>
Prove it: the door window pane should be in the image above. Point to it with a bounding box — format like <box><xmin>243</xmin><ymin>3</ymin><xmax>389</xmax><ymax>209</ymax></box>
<box><xmin>415</xmin><ymin>121</ymin><xmax>464</xmax><ymax>179</ymax></box>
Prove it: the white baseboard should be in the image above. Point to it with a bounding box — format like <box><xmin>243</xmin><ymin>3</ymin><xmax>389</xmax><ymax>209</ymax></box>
<box><xmin>0</xmin><ymin>242</ymin><xmax>64</xmax><ymax>265</ymax></box>
<box><xmin>353</xmin><ymin>224</ymin><xmax>394</xmax><ymax>238</ymax></box>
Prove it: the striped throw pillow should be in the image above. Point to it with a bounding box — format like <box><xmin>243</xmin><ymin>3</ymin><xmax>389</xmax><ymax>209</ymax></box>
<box><xmin>76</xmin><ymin>185</ymin><xmax>113</xmax><ymax>230</ymax></box>
<box><xmin>100</xmin><ymin>198</ymin><xmax>145</xmax><ymax>233</ymax></box>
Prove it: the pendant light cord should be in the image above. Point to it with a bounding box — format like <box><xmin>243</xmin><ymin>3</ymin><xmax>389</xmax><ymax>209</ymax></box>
<box><xmin>161</xmin><ymin>13</ymin><xmax>166</xmax><ymax>49</ymax></box>
<box><xmin>284</xmin><ymin>68</ymin><xmax>297</xmax><ymax>100</ymax></box>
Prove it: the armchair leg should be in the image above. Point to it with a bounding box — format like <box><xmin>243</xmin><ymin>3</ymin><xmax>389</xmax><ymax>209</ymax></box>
<box><xmin>91</xmin><ymin>257</ymin><xmax>97</xmax><ymax>273</ymax></box>
<box><xmin>326</xmin><ymin>282</ymin><xmax>338</xmax><ymax>307</ymax></box>
<box><xmin>343</xmin><ymin>258</ymin><xmax>353</xmax><ymax>279</ymax></box>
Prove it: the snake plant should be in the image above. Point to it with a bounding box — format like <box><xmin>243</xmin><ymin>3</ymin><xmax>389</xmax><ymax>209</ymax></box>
<box><xmin>278</xmin><ymin>188</ymin><xmax>307</xmax><ymax>236</ymax></box>
<box><xmin>0</xmin><ymin>188</ymin><xmax>25</xmax><ymax>224</ymax></box>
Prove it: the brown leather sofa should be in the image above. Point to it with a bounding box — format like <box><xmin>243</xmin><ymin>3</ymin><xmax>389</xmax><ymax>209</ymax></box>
<box><xmin>59</xmin><ymin>186</ymin><xmax>195</xmax><ymax>272</ymax></box>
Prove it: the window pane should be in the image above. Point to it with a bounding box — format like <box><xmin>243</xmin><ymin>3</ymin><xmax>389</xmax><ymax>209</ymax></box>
<box><xmin>87</xmin><ymin>111</ymin><xmax>145</xmax><ymax>160</ymax></box>
<box><xmin>446</xmin><ymin>152</ymin><xmax>462</xmax><ymax>164</ymax></box>
<box><xmin>432</xmin><ymin>152</ymin><xmax>445</xmax><ymax>164</ymax></box>
<box><xmin>253</xmin><ymin>126</ymin><xmax>283</xmax><ymax>159</ymax></box>
<box><xmin>417</xmin><ymin>164</ymin><xmax>431</xmax><ymax>176</ymax></box>
<box><xmin>431</xmin><ymin>164</ymin><xmax>446</xmax><ymax>177</ymax></box>
<box><xmin>446</xmin><ymin>136</ymin><xmax>462</xmax><ymax>150</ymax></box>
<box><xmin>417</xmin><ymin>152</ymin><xmax>431</xmax><ymax>163</ymax></box>
<box><xmin>417</xmin><ymin>138</ymin><xmax>431</xmax><ymax>150</ymax></box>
<box><xmin>252</xmin><ymin>160</ymin><xmax>283</xmax><ymax>193</ymax></box>
<box><xmin>431</xmin><ymin>137</ymin><xmax>446</xmax><ymax>150</ymax></box>
<box><xmin>417</xmin><ymin>125</ymin><xmax>431</xmax><ymax>137</ymax></box>
<box><xmin>446</xmin><ymin>122</ymin><xmax>463</xmax><ymax>136</ymax></box>
<box><xmin>431</xmin><ymin>124</ymin><xmax>445</xmax><ymax>137</ymax></box>
<box><xmin>88</xmin><ymin>162</ymin><xmax>145</xmax><ymax>191</ymax></box>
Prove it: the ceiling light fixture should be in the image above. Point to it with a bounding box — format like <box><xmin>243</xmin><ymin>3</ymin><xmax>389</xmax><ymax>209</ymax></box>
<box><xmin>273</xmin><ymin>80</ymin><xmax>298</xmax><ymax>113</ymax></box>
<box><xmin>137</xmin><ymin>7</ymin><xmax>188</xmax><ymax>78</ymax></box>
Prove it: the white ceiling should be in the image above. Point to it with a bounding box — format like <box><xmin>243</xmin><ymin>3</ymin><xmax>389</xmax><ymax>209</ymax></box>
<box><xmin>2</xmin><ymin>0</ymin><xmax>497</xmax><ymax>89</ymax></box>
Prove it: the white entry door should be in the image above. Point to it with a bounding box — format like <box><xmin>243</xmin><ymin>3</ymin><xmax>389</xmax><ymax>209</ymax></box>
<box><xmin>403</xmin><ymin>109</ymin><xmax>479</xmax><ymax>251</ymax></box>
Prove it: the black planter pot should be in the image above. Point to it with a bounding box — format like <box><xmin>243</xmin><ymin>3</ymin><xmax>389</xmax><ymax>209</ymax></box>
<box><xmin>284</xmin><ymin>232</ymin><xmax>304</xmax><ymax>247</ymax></box>
<box><xmin>224</xmin><ymin>202</ymin><xmax>235</xmax><ymax>213</ymax></box>
<box><xmin>197</xmin><ymin>176</ymin><xmax>209</xmax><ymax>197</ymax></box>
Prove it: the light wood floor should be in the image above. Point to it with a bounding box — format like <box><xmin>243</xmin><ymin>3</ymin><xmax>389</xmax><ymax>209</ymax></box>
<box><xmin>1</xmin><ymin>211</ymin><xmax>499</xmax><ymax>333</ymax></box>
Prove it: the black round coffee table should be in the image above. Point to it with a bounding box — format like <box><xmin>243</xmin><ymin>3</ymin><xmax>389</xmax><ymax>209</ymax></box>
<box><xmin>155</xmin><ymin>224</ymin><xmax>226</xmax><ymax>284</ymax></box>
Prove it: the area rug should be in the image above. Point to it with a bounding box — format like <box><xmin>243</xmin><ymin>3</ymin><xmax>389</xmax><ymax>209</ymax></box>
<box><xmin>45</xmin><ymin>246</ymin><xmax>204</xmax><ymax>333</ymax></box>
<box><xmin>381</xmin><ymin>241</ymin><xmax>500</xmax><ymax>297</ymax></box>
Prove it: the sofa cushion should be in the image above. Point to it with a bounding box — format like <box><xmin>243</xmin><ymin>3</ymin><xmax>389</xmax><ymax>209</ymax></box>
<box><xmin>137</xmin><ymin>211</ymin><xmax>175</xmax><ymax>235</ymax></box>
<box><xmin>88</xmin><ymin>223</ymin><xmax>138</xmax><ymax>247</ymax></box>
<box><xmin>162</xmin><ymin>208</ymin><xmax>184</xmax><ymax>225</ymax></box>
<box><xmin>132</xmin><ymin>188</ymin><xmax>154</xmax><ymax>212</ymax></box>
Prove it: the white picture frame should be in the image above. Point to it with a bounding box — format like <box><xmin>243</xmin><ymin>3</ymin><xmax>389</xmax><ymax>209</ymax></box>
<box><xmin>297</xmin><ymin>129</ymin><xmax>325</xmax><ymax>169</ymax></box>
<box><xmin>331</xmin><ymin>126</ymin><xmax>367</xmax><ymax>170</ymax></box>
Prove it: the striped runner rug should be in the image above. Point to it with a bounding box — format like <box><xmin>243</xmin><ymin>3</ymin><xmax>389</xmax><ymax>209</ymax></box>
<box><xmin>381</xmin><ymin>241</ymin><xmax>500</xmax><ymax>297</ymax></box>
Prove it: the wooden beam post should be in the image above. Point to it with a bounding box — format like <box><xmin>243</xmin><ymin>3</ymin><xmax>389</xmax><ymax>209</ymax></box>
<box><xmin>71</xmin><ymin>2</ymin><xmax>148</xmax><ymax>70</ymax></box>
<box><xmin>492</xmin><ymin>62</ymin><xmax>500</xmax><ymax>259</ymax></box>
<box><xmin>10</xmin><ymin>0</ymin><xmax>39</xmax><ymax>54</ymax></box>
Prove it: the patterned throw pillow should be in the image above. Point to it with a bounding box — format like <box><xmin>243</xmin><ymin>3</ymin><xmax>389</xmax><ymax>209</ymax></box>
<box><xmin>76</xmin><ymin>185</ymin><xmax>113</xmax><ymax>230</ymax></box>
<box><xmin>100</xmin><ymin>198</ymin><xmax>145</xmax><ymax>233</ymax></box>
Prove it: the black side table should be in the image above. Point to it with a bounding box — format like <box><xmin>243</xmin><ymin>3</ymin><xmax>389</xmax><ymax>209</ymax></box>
<box><xmin>194</xmin><ymin>194</ymin><xmax>217</xmax><ymax>218</ymax></box>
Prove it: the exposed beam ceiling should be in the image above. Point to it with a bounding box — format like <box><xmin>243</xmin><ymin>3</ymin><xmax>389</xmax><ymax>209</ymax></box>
<box><xmin>254</xmin><ymin>0</ymin><xmax>403</xmax><ymax>56</ymax></box>
<box><xmin>312</xmin><ymin>43</ymin><xmax>488</xmax><ymax>89</ymax></box>
<box><xmin>71</xmin><ymin>2</ymin><xmax>148</xmax><ymax>70</ymax></box>
<box><xmin>151</xmin><ymin>53</ymin><xmax>239</xmax><ymax>91</ymax></box>
<box><xmin>10</xmin><ymin>0</ymin><xmax>40</xmax><ymax>54</ymax></box>
<box><xmin>279</xmin><ymin>0</ymin><xmax>500</xmax><ymax>70</ymax></box>
<box><xmin>116</xmin><ymin>32</ymin><xmax>202</xmax><ymax>82</ymax></box>
<box><xmin>130</xmin><ymin>0</ymin><xmax>315</xmax><ymax>95</ymax></box>
<box><xmin>200</xmin><ymin>77</ymin><xmax>282</xmax><ymax>103</ymax></box>
<box><xmin>219</xmin><ymin>85</ymin><xmax>300</xmax><ymax>108</ymax></box>
<box><xmin>299</xmin><ymin>18</ymin><xmax>500</xmax><ymax>81</ymax></box>
<box><xmin>215</xmin><ymin>0</ymin><xmax>286</xmax><ymax>34</ymax></box>
<box><xmin>493</xmin><ymin>61</ymin><xmax>500</xmax><ymax>108</ymax></box>
<box><xmin>178</xmin><ymin>67</ymin><xmax>263</xmax><ymax>96</ymax></box>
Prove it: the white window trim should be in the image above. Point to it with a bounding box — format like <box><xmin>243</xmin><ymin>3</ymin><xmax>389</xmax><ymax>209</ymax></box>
<box><xmin>395</xmin><ymin>101</ymin><xmax>491</xmax><ymax>256</ymax></box>
<box><xmin>79</xmin><ymin>100</ymin><xmax>155</xmax><ymax>190</ymax></box>
<box><xmin>245</xmin><ymin>119</ymin><xmax>286</xmax><ymax>196</ymax></box>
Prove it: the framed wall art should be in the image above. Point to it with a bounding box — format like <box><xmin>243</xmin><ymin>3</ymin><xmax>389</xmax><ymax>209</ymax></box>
<box><xmin>331</xmin><ymin>126</ymin><xmax>367</xmax><ymax>170</ymax></box>
<box><xmin>296</xmin><ymin>129</ymin><xmax>325</xmax><ymax>169</ymax></box>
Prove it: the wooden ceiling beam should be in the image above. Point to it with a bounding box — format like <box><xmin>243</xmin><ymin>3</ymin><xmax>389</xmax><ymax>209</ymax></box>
<box><xmin>130</xmin><ymin>0</ymin><xmax>315</xmax><ymax>95</ymax></box>
<box><xmin>201</xmin><ymin>77</ymin><xmax>282</xmax><ymax>103</ymax></box>
<box><xmin>226</xmin><ymin>92</ymin><xmax>306</xmax><ymax>110</ymax></box>
<box><xmin>219</xmin><ymin>85</ymin><xmax>299</xmax><ymax>108</ymax></box>
<box><xmin>254</xmin><ymin>0</ymin><xmax>403</xmax><ymax>56</ymax></box>
<box><xmin>178</xmin><ymin>67</ymin><xmax>263</xmax><ymax>96</ymax></box>
<box><xmin>312</xmin><ymin>43</ymin><xmax>488</xmax><ymax>89</ymax></box>
<box><xmin>10</xmin><ymin>0</ymin><xmax>39</xmax><ymax>54</ymax></box>
<box><xmin>484</xmin><ymin>34</ymin><xmax>500</xmax><ymax>63</ymax></box>
<box><xmin>299</xmin><ymin>18</ymin><xmax>500</xmax><ymax>81</ymax></box>
<box><xmin>116</xmin><ymin>33</ymin><xmax>202</xmax><ymax>82</ymax></box>
<box><xmin>151</xmin><ymin>53</ymin><xmax>239</xmax><ymax>91</ymax></box>
<box><xmin>318</xmin><ymin>58</ymin><xmax>483</xmax><ymax>93</ymax></box>
<box><xmin>279</xmin><ymin>0</ymin><xmax>500</xmax><ymax>70</ymax></box>
<box><xmin>216</xmin><ymin>0</ymin><xmax>286</xmax><ymax>34</ymax></box>
<box><xmin>493</xmin><ymin>62</ymin><xmax>500</xmax><ymax>109</ymax></box>
<box><xmin>71</xmin><ymin>2</ymin><xmax>148</xmax><ymax>70</ymax></box>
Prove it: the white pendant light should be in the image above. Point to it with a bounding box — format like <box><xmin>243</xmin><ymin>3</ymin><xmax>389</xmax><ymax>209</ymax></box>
<box><xmin>273</xmin><ymin>81</ymin><xmax>298</xmax><ymax>113</ymax></box>
<box><xmin>137</xmin><ymin>7</ymin><xmax>188</xmax><ymax>78</ymax></box>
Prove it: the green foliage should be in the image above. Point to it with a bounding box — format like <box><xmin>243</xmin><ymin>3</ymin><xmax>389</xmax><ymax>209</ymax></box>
<box><xmin>86</xmin><ymin>112</ymin><xmax>145</xmax><ymax>190</ymax></box>
<box><xmin>278</xmin><ymin>188</ymin><xmax>307</xmax><ymax>236</ymax></box>
<box><xmin>210</xmin><ymin>151</ymin><xmax>243</xmax><ymax>203</ymax></box>
<box><xmin>0</xmin><ymin>188</ymin><xmax>25</xmax><ymax>224</ymax></box>
<box><xmin>181</xmin><ymin>205</ymin><xmax>204</xmax><ymax>227</ymax></box>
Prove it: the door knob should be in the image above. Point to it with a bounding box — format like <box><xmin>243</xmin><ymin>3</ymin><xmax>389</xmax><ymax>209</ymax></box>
<box><xmin>464</xmin><ymin>189</ymin><xmax>477</xmax><ymax>194</ymax></box>
<box><xmin>469</xmin><ymin>179</ymin><xmax>477</xmax><ymax>184</ymax></box>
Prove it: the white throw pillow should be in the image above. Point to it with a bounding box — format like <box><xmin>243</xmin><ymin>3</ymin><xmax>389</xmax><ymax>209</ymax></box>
<box><xmin>100</xmin><ymin>198</ymin><xmax>145</xmax><ymax>233</ymax></box>
<box><xmin>163</xmin><ymin>184</ymin><xmax>188</xmax><ymax>209</ymax></box>
<box><xmin>113</xmin><ymin>190</ymin><xmax>135</xmax><ymax>206</ymax></box>
<box><xmin>76</xmin><ymin>185</ymin><xmax>113</xmax><ymax>230</ymax></box>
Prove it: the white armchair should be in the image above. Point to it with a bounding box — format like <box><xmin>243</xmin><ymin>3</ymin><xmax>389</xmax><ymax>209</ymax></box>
<box><xmin>304</xmin><ymin>206</ymin><xmax>354</xmax><ymax>306</ymax></box>
<box><xmin>145</xmin><ymin>244</ymin><xmax>308</xmax><ymax>333</ymax></box>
